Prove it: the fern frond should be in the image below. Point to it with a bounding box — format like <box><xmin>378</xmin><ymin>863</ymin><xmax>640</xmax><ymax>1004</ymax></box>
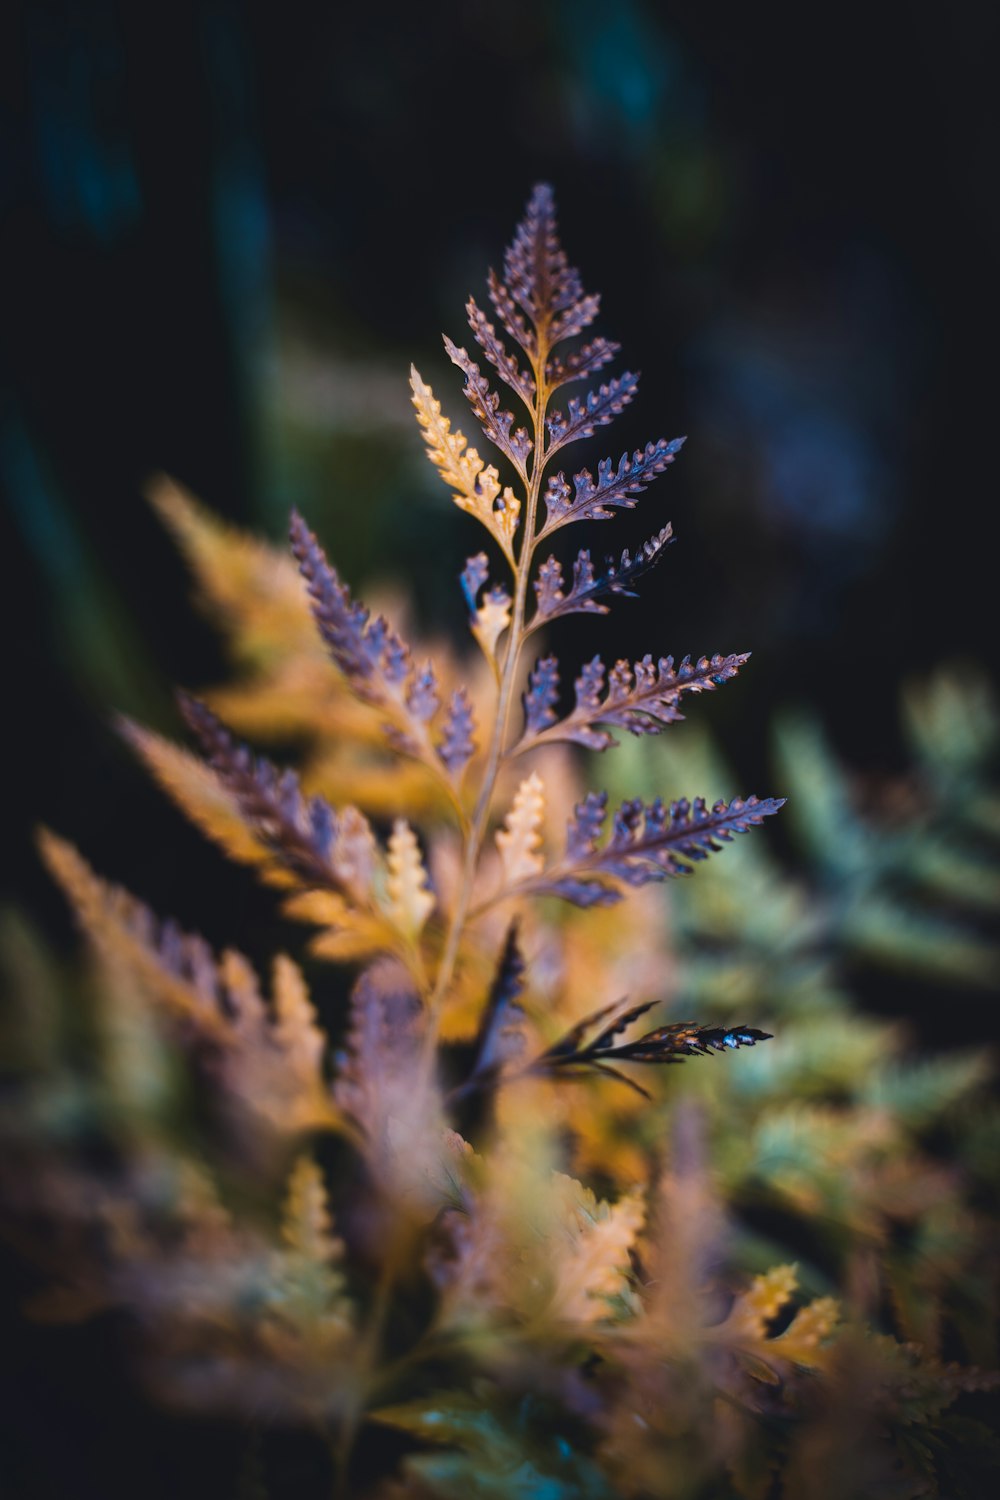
<box><xmin>121</xmin><ymin>718</ymin><xmax>282</xmax><ymax>878</ymax></box>
<box><xmin>39</xmin><ymin>829</ymin><xmax>229</xmax><ymax>1040</ymax></box>
<box><xmin>437</xmin><ymin>687</ymin><xmax>477</xmax><ymax>779</ymax></box>
<box><xmin>442</xmin><ymin>335</ymin><xmax>533</xmax><ymax>477</ymax></box>
<box><xmin>496</xmin><ymin>773</ymin><xmax>546</xmax><ymax>885</ymax></box>
<box><xmin>282</xmin><ymin>1156</ymin><xmax>341</xmax><ymax>1266</ymax></box>
<box><xmin>532</xmin><ymin>997</ymin><xmax>771</xmax><ymax>1092</ymax></box>
<box><xmin>529</xmin><ymin>526</ymin><xmax>674</xmax><ymax>631</ymax></box>
<box><xmin>465</xmin><ymin>296</ymin><xmax>535</xmax><ymax>410</ymax></box>
<box><xmin>410</xmin><ymin>365</ymin><xmax>521</xmax><ymax>563</ymax></box>
<box><xmin>546</xmin><ymin>335</ymin><xmax>621</xmax><ymax>389</ymax></box>
<box><xmin>528</xmin><ymin>791</ymin><xmax>786</xmax><ymax>907</ymax></box>
<box><xmin>468</xmin><ymin>920</ymin><xmax>527</xmax><ymax>1085</ymax></box>
<box><xmin>545</xmin><ymin>370</ymin><xmax>640</xmax><ymax>456</ymax></box>
<box><xmin>460</xmin><ymin>554</ymin><xmax>512</xmax><ymax>673</ymax></box>
<box><xmin>40</xmin><ymin>833</ymin><xmax>342</xmax><ymax>1138</ymax></box>
<box><xmin>385</xmin><ymin>820</ymin><xmax>435</xmax><ymax>940</ymax></box>
<box><xmin>539</xmin><ymin>438</ymin><xmax>685</xmax><ymax>540</ymax></box>
<box><xmin>515</xmin><ymin>651</ymin><xmax>750</xmax><ymax>753</ymax></box>
<box><xmin>502</xmin><ymin>182</ymin><xmax>596</xmax><ymax>340</ymax></box>
<box><xmin>176</xmin><ymin>694</ymin><xmax>375</xmax><ymax>896</ymax></box>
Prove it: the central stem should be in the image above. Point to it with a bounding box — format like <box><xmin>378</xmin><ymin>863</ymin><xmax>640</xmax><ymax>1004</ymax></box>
<box><xmin>421</xmin><ymin>331</ymin><xmax>550</xmax><ymax>1060</ymax></box>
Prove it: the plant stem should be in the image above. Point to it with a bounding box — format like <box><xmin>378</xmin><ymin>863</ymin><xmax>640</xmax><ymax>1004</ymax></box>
<box><xmin>420</xmin><ymin>333</ymin><xmax>550</xmax><ymax>1061</ymax></box>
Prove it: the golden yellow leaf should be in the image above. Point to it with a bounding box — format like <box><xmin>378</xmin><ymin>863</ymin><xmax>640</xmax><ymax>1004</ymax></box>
<box><xmin>496</xmin><ymin>772</ymin><xmax>546</xmax><ymax>886</ymax></box>
<box><xmin>148</xmin><ymin>475</ymin><xmax>315</xmax><ymax>663</ymax></box>
<box><xmin>410</xmin><ymin>367</ymin><xmax>518</xmax><ymax>564</ymax></box>
<box><xmin>38</xmin><ymin>830</ymin><xmax>231</xmax><ymax>1039</ymax></box>
<box><xmin>472</xmin><ymin>589</ymin><xmax>512</xmax><ymax>671</ymax></box>
<box><xmin>282</xmin><ymin>1156</ymin><xmax>342</xmax><ymax>1265</ymax></box>
<box><xmin>283</xmin><ymin>890</ymin><xmax>397</xmax><ymax>965</ymax></box>
<box><xmin>385</xmin><ymin>820</ymin><xmax>435</xmax><ymax>939</ymax></box>
<box><xmin>120</xmin><ymin>721</ymin><xmax>291</xmax><ymax>884</ymax></box>
<box><xmin>546</xmin><ymin>1175</ymin><xmax>645</xmax><ymax>1324</ymax></box>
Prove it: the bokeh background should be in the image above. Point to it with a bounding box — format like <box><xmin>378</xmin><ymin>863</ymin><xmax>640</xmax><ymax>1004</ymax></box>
<box><xmin>2</xmin><ymin>1</ymin><xmax>998</xmax><ymax>1495</ymax></box>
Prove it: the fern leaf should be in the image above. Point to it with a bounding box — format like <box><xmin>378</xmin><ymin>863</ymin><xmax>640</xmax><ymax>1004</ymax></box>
<box><xmin>545</xmin><ymin>370</ymin><xmax>640</xmax><ymax>455</ymax></box>
<box><xmin>385</xmin><ymin>820</ymin><xmax>435</xmax><ymax>939</ymax></box>
<box><xmin>460</xmin><ymin>554</ymin><xmax>512</xmax><ymax>673</ymax></box>
<box><xmin>410</xmin><ymin>365</ymin><xmax>520</xmax><ymax>562</ymax></box>
<box><xmin>529</xmin><ymin>791</ymin><xmax>785</xmax><ymax>906</ymax></box>
<box><xmin>533</xmin><ymin>996</ymin><xmax>772</xmax><ymax>1089</ymax></box>
<box><xmin>148</xmin><ymin>476</ymin><xmax>314</xmax><ymax>660</ymax></box>
<box><xmin>333</xmin><ymin>960</ymin><xmax>454</xmax><ymax>1220</ymax></box>
<box><xmin>465</xmin><ymin>296</ymin><xmax>535</xmax><ymax>409</ymax></box>
<box><xmin>174</xmin><ymin>694</ymin><xmax>376</xmax><ymax>896</ymax></box>
<box><xmin>282</xmin><ymin>1156</ymin><xmax>341</xmax><ymax>1265</ymax></box>
<box><xmin>40</xmin><ymin>834</ymin><xmax>342</xmax><ymax>1137</ymax></box>
<box><xmin>546</xmin><ymin>335</ymin><xmax>621</xmax><ymax>389</ymax></box>
<box><xmin>720</xmin><ymin>1265</ymin><xmax>840</xmax><ymax>1374</ymax></box>
<box><xmin>516</xmin><ymin>651</ymin><xmax>750</xmax><ymax>753</ymax></box>
<box><xmin>469</xmin><ymin>921</ymin><xmax>527</xmax><ymax>1082</ymax></box>
<box><xmin>496</xmin><ymin>773</ymin><xmax>546</xmax><ymax>885</ymax></box>
<box><xmin>291</xmin><ymin>511</ymin><xmax>454</xmax><ymax>770</ymax></box>
<box><xmin>522</xmin><ymin>655</ymin><xmax>561</xmax><ymax>737</ymax></box>
<box><xmin>502</xmin><ymin>182</ymin><xmax>598</xmax><ymax>344</ymax></box>
<box><xmin>437</xmin><ymin>687</ymin><xmax>477</xmax><ymax>778</ymax></box>
<box><xmin>442</xmin><ymin>335</ymin><xmax>533</xmax><ymax>476</ymax></box>
<box><xmin>529</xmin><ymin>526</ymin><xmax>674</xmax><ymax>631</ymax></box>
<box><xmin>120</xmin><ymin>718</ymin><xmax>279</xmax><ymax>877</ymax></box>
<box><xmin>283</xmin><ymin>889</ymin><xmax>398</xmax><ymax>964</ymax></box>
<box><xmin>545</xmin><ymin>1175</ymin><xmax>645</xmax><ymax>1324</ymax></box>
<box><xmin>271</xmin><ymin>953</ymin><xmax>328</xmax><ymax>1090</ymax></box>
<box><xmin>39</xmin><ymin>830</ymin><xmax>229</xmax><ymax>1040</ymax></box>
<box><xmin>540</xmin><ymin>437</ymin><xmax>685</xmax><ymax>540</ymax></box>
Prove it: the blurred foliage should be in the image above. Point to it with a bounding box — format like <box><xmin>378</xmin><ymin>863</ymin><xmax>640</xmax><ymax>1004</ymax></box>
<box><xmin>3</xmin><ymin>187</ymin><xmax>998</xmax><ymax>1500</ymax></box>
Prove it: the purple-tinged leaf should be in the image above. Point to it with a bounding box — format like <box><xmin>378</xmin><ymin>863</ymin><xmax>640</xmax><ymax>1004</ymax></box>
<box><xmin>177</xmin><ymin>694</ymin><xmax>365</xmax><ymax>893</ymax></box>
<box><xmin>443</xmin><ymin>336</ymin><xmax>533</xmax><ymax>475</ymax></box>
<box><xmin>523</xmin><ymin>655</ymin><xmax>561</xmax><ymax>736</ymax></box>
<box><xmin>438</xmin><ymin>687</ymin><xmax>477</xmax><ymax>777</ymax></box>
<box><xmin>460</xmin><ymin>553</ymin><xmax>490</xmax><ymax>612</ymax></box>
<box><xmin>290</xmin><ymin>509</ymin><xmax>413</xmax><ymax>701</ymax></box>
<box><xmin>546</xmin><ymin>337</ymin><xmax>621</xmax><ymax>389</ymax></box>
<box><xmin>466</xmin><ymin>297</ymin><xmax>535</xmax><ymax>409</ymax></box>
<box><xmin>550</xmin><ymin>291</ymin><xmax>602</xmax><ymax>346</ymax></box>
<box><xmin>472</xmin><ymin>920</ymin><xmax>527</xmax><ymax>1079</ymax></box>
<box><xmin>503</xmin><ymin>182</ymin><xmax>586</xmax><ymax>327</ymax></box>
<box><xmin>462</xmin><ymin>554</ymin><xmax>512</xmax><ymax>667</ymax></box>
<box><xmin>529</xmin><ymin>526</ymin><xmax>674</xmax><ymax>632</ymax></box>
<box><xmin>541</xmin><ymin>437</ymin><xmax>685</xmax><ymax>537</ymax></box>
<box><xmin>545</xmin><ymin>371</ymin><xmax>640</xmax><ymax>454</ymax></box>
<box><xmin>565</xmin><ymin>790</ymin><xmax>609</xmax><ymax>862</ymax></box>
<box><xmin>528</xmin><ymin>999</ymin><xmax>772</xmax><ymax>1091</ymax></box>
<box><xmin>532</xmin><ymin>555</ymin><xmax>566</xmax><ymax>618</ymax></box>
<box><xmin>487</xmin><ymin>268</ymin><xmax>536</xmax><ymax>359</ymax></box>
<box><xmin>406</xmin><ymin>664</ymin><xmax>441</xmax><ymax>723</ymax></box>
<box><xmin>591</xmin><ymin>794</ymin><xmax>783</xmax><ymax>893</ymax></box>
<box><xmin>517</xmin><ymin>650</ymin><xmax>750</xmax><ymax>752</ymax></box>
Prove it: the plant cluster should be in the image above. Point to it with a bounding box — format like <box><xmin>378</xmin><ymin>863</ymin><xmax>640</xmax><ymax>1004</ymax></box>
<box><xmin>3</xmin><ymin>187</ymin><xmax>997</xmax><ymax>1499</ymax></box>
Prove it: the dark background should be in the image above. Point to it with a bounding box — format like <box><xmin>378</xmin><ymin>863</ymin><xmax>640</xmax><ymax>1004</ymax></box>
<box><xmin>1</xmin><ymin>2</ymin><xmax>998</xmax><ymax>1494</ymax></box>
